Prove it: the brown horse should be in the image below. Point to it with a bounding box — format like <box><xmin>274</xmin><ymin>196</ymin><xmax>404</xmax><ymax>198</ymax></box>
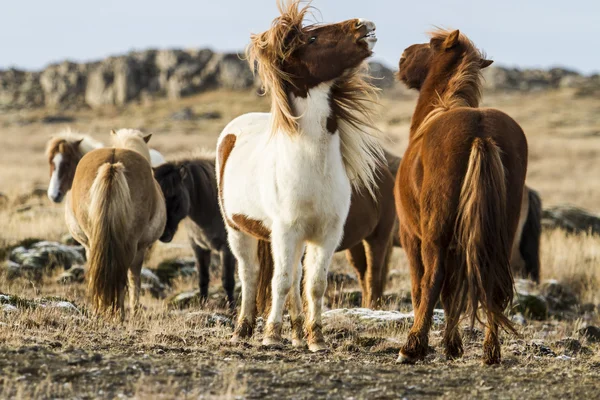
<box><xmin>65</xmin><ymin>129</ymin><xmax>166</xmax><ymax>318</ymax></box>
<box><xmin>386</xmin><ymin>151</ymin><xmax>542</xmax><ymax>282</ymax></box>
<box><xmin>395</xmin><ymin>30</ymin><xmax>527</xmax><ymax>364</ymax></box>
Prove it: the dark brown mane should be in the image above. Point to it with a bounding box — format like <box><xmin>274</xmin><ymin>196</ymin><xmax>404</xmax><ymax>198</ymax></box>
<box><xmin>154</xmin><ymin>157</ymin><xmax>217</xmax><ymax>199</ymax></box>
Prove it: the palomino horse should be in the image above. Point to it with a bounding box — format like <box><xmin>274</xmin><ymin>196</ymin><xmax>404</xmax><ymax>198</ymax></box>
<box><xmin>217</xmin><ymin>0</ymin><xmax>383</xmax><ymax>351</ymax></box>
<box><xmin>46</xmin><ymin>129</ymin><xmax>166</xmax><ymax>203</ymax></box>
<box><xmin>386</xmin><ymin>151</ymin><xmax>542</xmax><ymax>282</ymax></box>
<box><xmin>395</xmin><ymin>30</ymin><xmax>527</xmax><ymax>364</ymax></box>
<box><xmin>65</xmin><ymin>129</ymin><xmax>166</xmax><ymax>317</ymax></box>
<box><xmin>154</xmin><ymin>155</ymin><xmax>237</xmax><ymax>307</ymax></box>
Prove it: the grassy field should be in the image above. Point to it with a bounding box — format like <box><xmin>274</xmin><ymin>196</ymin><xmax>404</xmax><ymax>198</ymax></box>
<box><xmin>1</xmin><ymin>88</ymin><xmax>600</xmax><ymax>398</ymax></box>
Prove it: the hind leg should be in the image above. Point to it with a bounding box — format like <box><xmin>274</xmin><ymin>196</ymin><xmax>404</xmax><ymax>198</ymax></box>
<box><xmin>190</xmin><ymin>239</ymin><xmax>211</xmax><ymax>301</ymax></box>
<box><xmin>398</xmin><ymin>240</ymin><xmax>445</xmax><ymax>363</ymax></box>
<box><xmin>483</xmin><ymin>318</ymin><xmax>501</xmax><ymax>365</ymax></box>
<box><xmin>345</xmin><ymin>245</ymin><xmax>368</xmax><ymax>305</ymax></box>
<box><xmin>400</xmin><ymin>230</ymin><xmax>424</xmax><ymax>312</ymax></box>
<box><xmin>362</xmin><ymin>236</ymin><xmax>392</xmax><ymax>308</ymax></box>
<box><xmin>128</xmin><ymin>247</ymin><xmax>145</xmax><ymax>313</ymax></box>
<box><xmin>220</xmin><ymin>247</ymin><xmax>237</xmax><ymax>309</ymax></box>
<box><xmin>228</xmin><ymin>229</ymin><xmax>259</xmax><ymax>342</ymax></box>
<box><xmin>441</xmin><ymin>260</ymin><xmax>463</xmax><ymax>360</ymax></box>
<box><xmin>288</xmin><ymin>259</ymin><xmax>305</xmax><ymax>347</ymax></box>
<box><xmin>264</xmin><ymin>226</ymin><xmax>304</xmax><ymax>347</ymax></box>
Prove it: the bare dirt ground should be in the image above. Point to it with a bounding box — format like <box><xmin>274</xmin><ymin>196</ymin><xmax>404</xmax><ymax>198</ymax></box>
<box><xmin>1</xmin><ymin>89</ymin><xmax>600</xmax><ymax>399</ymax></box>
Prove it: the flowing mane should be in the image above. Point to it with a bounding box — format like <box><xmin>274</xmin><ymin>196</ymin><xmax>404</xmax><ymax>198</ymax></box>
<box><xmin>246</xmin><ymin>0</ymin><xmax>383</xmax><ymax>197</ymax></box>
<box><xmin>45</xmin><ymin>129</ymin><xmax>103</xmax><ymax>159</ymax></box>
<box><xmin>111</xmin><ymin>129</ymin><xmax>152</xmax><ymax>164</ymax></box>
<box><xmin>414</xmin><ymin>29</ymin><xmax>488</xmax><ymax>140</ymax></box>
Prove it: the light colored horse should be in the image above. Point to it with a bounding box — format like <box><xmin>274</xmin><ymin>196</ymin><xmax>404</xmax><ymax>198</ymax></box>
<box><xmin>46</xmin><ymin>128</ymin><xmax>166</xmax><ymax>203</ymax></box>
<box><xmin>65</xmin><ymin>129</ymin><xmax>166</xmax><ymax>317</ymax></box>
<box><xmin>217</xmin><ymin>0</ymin><xmax>382</xmax><ymax>351</ymax></box>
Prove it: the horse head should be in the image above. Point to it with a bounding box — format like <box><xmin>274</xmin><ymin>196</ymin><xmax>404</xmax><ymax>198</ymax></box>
<box><xmin>154</xmin><ymin>163</ymin><xmax>191</xmax><ymax>243</ymax></box>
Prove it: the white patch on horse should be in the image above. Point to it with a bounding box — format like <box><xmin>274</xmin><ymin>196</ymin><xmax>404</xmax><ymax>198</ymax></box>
<box><xmin>47</xmin><ymin>153</ymin><xmax>63</xmax><ymax>201</ymax></box>
<box><xmin>149</xmin><ymin>149</ymin><xmax>166</xmax><ymax>167</ymax></box>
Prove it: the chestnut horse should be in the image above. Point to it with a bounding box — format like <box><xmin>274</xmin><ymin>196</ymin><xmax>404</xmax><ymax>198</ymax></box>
<box><xmin>217</xmin><ymin>0</ymin><xmax>382</xmax><ymax>351</ymax></box>
<box><xmin>395</xmin><ymin>30</ymin><xmax>527</xmax><ymax>364</ymax></box>
<box><xmin>65</xmin><ymin>129</ymin><xmax>166</xmax><ymax>318</ymax></box>
<box><xmin>46</xmin><ymin>129</ymin><xmax>166</xmax><ymax>203</ymax></box>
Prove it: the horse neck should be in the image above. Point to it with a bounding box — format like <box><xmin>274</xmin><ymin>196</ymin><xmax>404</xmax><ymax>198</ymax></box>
<box><xmin>288</xmin><ymin>81</ymin><xmax>334</xmax><ymax>141</ymax></box>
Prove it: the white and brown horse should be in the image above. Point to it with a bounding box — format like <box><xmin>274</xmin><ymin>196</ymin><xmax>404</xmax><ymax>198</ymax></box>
<box><xmin>65</xmin><ymin>129</ymin><xmax>166</xmax><ymax>317</ymax></box>
<box><xmin>46</xmin><ymin>129</ymin><xmax>166</xmax><ymax>203</ymax></box>
<box><xmin>217</xmin><ymin>0</ymin><xmax>383</xmax><ymax>351</ymax></box>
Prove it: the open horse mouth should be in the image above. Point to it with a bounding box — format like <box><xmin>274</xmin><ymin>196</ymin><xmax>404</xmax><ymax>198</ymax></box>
<box><xmin>358</xmin><ymin>20</ymin><xmax>377</xmax><ymax>50</ymax></box>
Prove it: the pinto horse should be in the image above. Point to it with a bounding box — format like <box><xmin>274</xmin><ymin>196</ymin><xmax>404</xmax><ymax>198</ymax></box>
<box><xmin>46</xmin><ymin>129</ymin><xmax>166</xmax><ymax>203</ymax></box>
<box><xmin>395</xmin><ymin>30</ymin><xmax>527</xmax><ymax>364</ymax></box>
<box><xmin>217</xmin><ymin>0</ymin><xmax>383</xmax><ymax>351</ymax></box>
<box><xmin>65</xmin><ymin>129</ymin><xmax>166</xmax><ymax>318</ymax></box>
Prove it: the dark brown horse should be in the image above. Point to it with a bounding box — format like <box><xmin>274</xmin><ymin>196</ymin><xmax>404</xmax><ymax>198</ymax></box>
<box><xmin>395</xmin><ymin>30</ymin><xmax>527</xmax><ymax>364</ymax></box>
<box><xmin>386</xmin><ymin>151</ymin><xmax>541</xmax><ymax>283</ymax></box>
<box><xmin>154</xmin><ymin>156</ymin><xmax>236</xmax><ymax>306</ymax></box>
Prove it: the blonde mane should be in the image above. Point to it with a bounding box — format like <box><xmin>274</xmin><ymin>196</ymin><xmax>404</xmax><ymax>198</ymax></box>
<box><xmin>45</xmin><ymin>128</ymin><xmax>103</xmax><ymax>158</ymax></box>
<box><xmin>111</xmin><ymin>129</ymin><xmax>152</xmax><ymax>164</ymax></box>
<box><xmin>414</xmin><ymin>29</ymin><xmax>487</xmax><ymax>140</ymax></box>
<box><xmin>246</xmin><ymin>0</ymin><xmax>383</xmax><ymax>198</ymax></box>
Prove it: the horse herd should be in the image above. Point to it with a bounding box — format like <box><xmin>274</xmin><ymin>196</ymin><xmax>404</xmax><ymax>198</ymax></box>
<box><xmin>43</xmin><ymin>1</ymin><xmax>540</xmax><ymax>365</ymax></box>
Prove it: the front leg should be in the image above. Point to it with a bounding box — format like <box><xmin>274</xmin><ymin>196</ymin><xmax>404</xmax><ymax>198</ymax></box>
<box><xmin>220</xmin><ymin>247</ymin><xmax>237</xmax><ymax>309</ymax></box>
<box><xmin>190</xmin><ymin>238</ymin><xmax>212</xmax><ymax>300</ymax></box>
<box><xmin>128</xmin><ymin>248</ymin><xmax>145</xmax><ymax>313</ymax></box>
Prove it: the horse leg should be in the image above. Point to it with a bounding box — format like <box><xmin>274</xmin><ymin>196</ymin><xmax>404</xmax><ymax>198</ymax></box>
<box><xmin>228</xmin><ymin>229</ymin><xmax>259</xmax><ymax>342</ymax></box>
<box><xmin>345</xmin><ymin>244</ymin><xmax>368</xmax><ymax>305</ymax></box>
<box><xmin>400</xmin><ymin>230</ymin><xmax>424</xmax><ymax>311</ymax></box>
<box><xmin>288</xmin><ymin>259</ymin><xmax>306</xmax><ymax>348</ymax></box>
<box><xmin>304</xmin><ymin>232</ymin><xmax>340</xmax><ymax>352</ymax></box>
<box><xmin>264</xmin><ymin>227</ymin><xmax>303</xmax><ymax>347</ymax></box>
<box><xmin>398</xmin><ymin>241</ymin><xmax>445</xmax><ymax>363</ymax></box>
<box><xmin>220</xmin><ymin>247</ymin><xmax>237</xmax><ymax>309</ymax></box>
<box><xmin>127</xmin><ymin>248</ymin><xmax>145</xmax><ymax>314</ymax></box>
<box><xmin>441</xmin><ymin>254</ymin><xmax>463</xmax><ymax>360</ymax></box>
<box><xmin>190</xmin><ymin>239</ymin><xmax>211</xmax><ymax>301</ymax></box>
<box><xmin>362</xmin><ymin>236</ymin><xmax>392</xmax><ymax>308</ymax></box>
<box><xmin>483</xmin><ymin>289</ymin><xmax>509</xmax><ymax>364</ymax></box>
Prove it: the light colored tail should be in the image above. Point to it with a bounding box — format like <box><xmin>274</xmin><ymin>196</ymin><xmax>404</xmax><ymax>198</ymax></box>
<box><xmin>87</xmin><ymin>162</ymin><xmax>134</xmax><ymax>315</ymax></box>
<box><xmin>455</xmin><ymin>137</ymin><xmax>516</xmax><ymax>333</ymax></box>
<box><xmin>255</xmin><ymin>240</ymin><xmax>274</xmax><ymax>316</ymax></box>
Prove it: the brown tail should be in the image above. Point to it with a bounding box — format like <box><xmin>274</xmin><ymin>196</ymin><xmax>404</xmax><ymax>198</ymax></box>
<box><xmin>255</xmin><ymin>240</ymin><xmax>273</xmax><ymax>316</ymax></box>
<box><xmin>519</xmin><ymin>188</ymin><xmax>542</xmax><ymax>283</ymax></box>
<box><xmin>455</xmin><ymin>137</ymin><xmax>516</xmax><ymax>334</ymax></box>
<box><xmin>87</xmin><ymin>162</ymin><xmax>134</xmax><ymax>315</ymax></box>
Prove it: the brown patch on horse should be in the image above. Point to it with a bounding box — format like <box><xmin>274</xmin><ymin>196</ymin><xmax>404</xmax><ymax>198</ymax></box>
<box><xmin>231</xmin><ymin>214</ymin><xmax>271</xmax><ymax>240</ymax></box>
<box><xmin>217</xmin><ymin>134</ymin><xmax>238</xmax><ymax>231</ymax></box>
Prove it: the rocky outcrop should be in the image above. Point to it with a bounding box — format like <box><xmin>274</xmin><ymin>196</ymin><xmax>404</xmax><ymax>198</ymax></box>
<box><xmin>1</xmin><ymin>49</ymin><xmax>598</xmax><ymax>110</ymax></box>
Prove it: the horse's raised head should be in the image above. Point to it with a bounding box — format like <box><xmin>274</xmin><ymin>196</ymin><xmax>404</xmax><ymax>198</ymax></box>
<box><xmin>397</xmin><ymin>29</ymin><xmax>493</xmax><ymax>91</ymax></box>
<box><xmin>154</xmin><ymin>163</ymin><xmax>191</xmax><ymax>243</ymax></box>
<box><xmin>248</xmin><ymin>0</ymin><xmax>377</xmax><ymax>133</ymax></box>
<box><xmin>46</xmin><ymin>136</ymin><xmax>84</xmax><ymax>203</ymax></box>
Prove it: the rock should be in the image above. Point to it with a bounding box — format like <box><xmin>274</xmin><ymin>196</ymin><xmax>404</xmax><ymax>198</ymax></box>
<box><xmin>578</xmin><ymin>326</ymin><xmax>600</xmax><ymax>343</ymax></box>
<box><xmin>542</xmin><ymin>205</ymin><xmax>600</xmax><ymax>235</ymax></box>
<box><xmin>141</xmin><ymin>268</ymin><xmax>166</xmax><ymax>299</ymax></box>
<box><xmin>186</xmin><ymin>311</ymin><xmax>233</xmax><ymax>327</ymax></box>
<box><xmin>155</xmin><ymin>258</ymin><xmax>196</xmax><ymax>285</ymax></box>
<box><xmin>323</xmin><ymin>308</ymin><xmax>445</xmax><ymax>328</ymax></box>
<box><xmin>39</xmin><ymin>61</ymin><xmax>87</xmax><ymax>107</ymax></box>
<box><xmin>541</xmin><ymin>280</ymin><xmax>579</xmax><ymax>311</ymax></box>
<box><xmin>2</xmin><ymin>304</ymin><xmax>17</xmax><ymax>312</ymax></box>
<box><xmin>197</xmin><ymin>111</ymin><xmax>222</xmax><ymax>120</ymax></box>
<box><xmin>170</xmin><ymin>107</ymin><xmax>195</xmax><ymax>121</ymax></box>
<box><xmin>526</xmin><ymin>341</ymin><xmax>556</xmax><ymax>357</ymax></box>
<box><xmin>41</xmin><ymin>115</ymin><xmax>75</xmax><ymax>124</ymax></box>
<box><xmin>60</xmin><ymin>233</ymin><xmax>80</xmax><ymax>246</ymax></box>
<box><xmin>169</xmin><ymin>290</ymin><xmax>202</xmax><ymax>309</ymax></box>
<box><xmin>9</xmin><ymin>241</ymin><xmax>85</xmax><ymax>276</ymax></box>
<box><xmin>56</xmin><ymin>266</ymin><xmax>86</xmax><ymax>284</ymax></box>
<box><xmin>514</xmin><ymin>292</ymin><xmax>548</xmax><ymax>320</ymax></box>
<box><xmin>0</xmin><ymin>293</ymin><xmax>79</xmax><ymax>313</ymax></box>
<box><xmin>554</xmin><ymin>338</ymin><xmax>582</xmax><ymax>355</ymax></box>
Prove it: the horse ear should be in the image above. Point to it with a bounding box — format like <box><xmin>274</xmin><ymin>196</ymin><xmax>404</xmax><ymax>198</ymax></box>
<box><xmin>443</xmin><ymin>30</ymin><xmax>460</xmax><ymax>49</ymax></box>
<box><xmin>480</xmin><ymin>59</ymin><xmax>494</xmax><ymax>69</ymax></box>
<box><xmin>74</xmin><ymin>139</ymin><xmax>84</xmax><ymax>149</ymax></box>
<box><xmin>110</xmin><ymin>129</ymin><xmax>116</xmax><ymax>136</ymax></box>
<box><xmin>143</xmin><ymin>134</ymin><xmax>152</xmax><ymax>143</ymax></box>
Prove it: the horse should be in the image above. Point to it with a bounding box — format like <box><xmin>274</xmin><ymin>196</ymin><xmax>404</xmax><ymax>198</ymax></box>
<box><xmin>217</xmin><ymin>0</ymin><xmax>383</xmax><ymax>351</ymax></box>
<box><xmin>153</xmin><ymin>155</ymin><xmax>236</xmax><ymax>307</ymax></box>
<box><xmin>394</xmin><ymin>29</ymin><xmax>528</xmax><ymax>364</ymax></box>
<box><xmin>46</xmin><ymin>129</ymin><xmax>166</xmax><ymax>203</ymax></box>
<box><xmin>65</xmin><ymin>129</ymin><xmax>166</xmax><ymax>318</ymax></box>
<box><xmin>385</xmin><ymin>151</ymin><xmax>542</xmax><ymax>282</ymax></box>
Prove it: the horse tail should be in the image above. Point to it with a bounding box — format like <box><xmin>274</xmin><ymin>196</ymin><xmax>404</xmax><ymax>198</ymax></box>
<box><xmin>87</xmin><ymin>162</ymin><xmax>134</xmax><ymax>315</ymax></box>
<box><xmin>255</xmin><ymin>240</ymin><xmax>274</xmax><ymax>316</ymax></box>
<box><xmin>455</xmin><ymin>137</ymin><xmax>516</xmax><ymax>334</ymax></box>
<box><xmin>519</xmin><ymin>188</ymin><xmax>542</xmax><ymax>283</ymax></box>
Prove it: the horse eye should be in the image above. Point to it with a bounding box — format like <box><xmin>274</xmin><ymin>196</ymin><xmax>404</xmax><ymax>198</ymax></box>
<box><xmin>308</xmin><ymin>36</ymin><xmax>317</xmax><ymax>44</ymax></box>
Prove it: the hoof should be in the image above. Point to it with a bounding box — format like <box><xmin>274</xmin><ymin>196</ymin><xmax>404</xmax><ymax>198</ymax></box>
<box><xmin>308</xmin><ymin>341</ymin><xmax>328</xmax><ymax>353</ymax></box>
<box><xmin>290</xmin><ymin>317</ymin><xmax>305</xmax><ymax>349</ymax></box>
<box><xmin>396</xmin><ymin>351</ymin><xmax>416</xmax><ymax>364</ymax></box>
<box><xmin>262</xmin><ymin>336</ymin><xmax>284</xmax><ymax>349</ymax></box>
<box><xmin>232</xmin><ymin>319</ymin><xmax>254</xmax><ymax>342</ymax></box>
<box><xmin>262</xmin><ymin>322</ymin><xmax>282</xmax><ymax>349</ymax></box>
<box><xmin>292</xmin><ymin>338</ymin><xmax>306</xmax><ymax>348</ymax></box>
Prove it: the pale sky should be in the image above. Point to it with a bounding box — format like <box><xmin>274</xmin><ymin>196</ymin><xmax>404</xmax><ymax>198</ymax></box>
<box><xmin>2</xmin><ymin>0</ymin><xmax>598</xmax><ymax>74</ymax></box>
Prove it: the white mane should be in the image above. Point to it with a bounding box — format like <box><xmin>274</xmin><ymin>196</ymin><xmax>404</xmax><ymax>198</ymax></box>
<box><xmin>47</xmin><ymin>128</ymin><xmax>104</xmax><ymax>156</ymax></box>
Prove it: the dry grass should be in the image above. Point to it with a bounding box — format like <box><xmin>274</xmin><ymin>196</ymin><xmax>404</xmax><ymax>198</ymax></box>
<box><xmin>1</xmin><ymin>88</ymin><xmax>600</xmax><ymax>398</ymax></box>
